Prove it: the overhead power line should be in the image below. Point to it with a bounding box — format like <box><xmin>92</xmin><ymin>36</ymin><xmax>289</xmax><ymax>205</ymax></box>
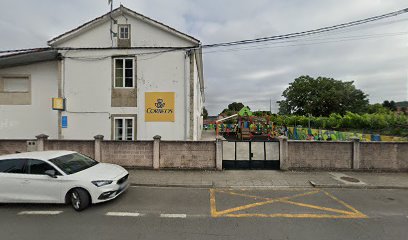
<box><xmin>202</xmin><ymin>31</ymin><xmax>408</xmax><ymax>54</ymax></box>
<box><xmin>202</xmin><ymin>7</ymin><xmax>408</xmax><ymax>48</ymax></box>
<box><xmin>0</xmin><ymin>7</ymin><xmax>407</xmax><ymax>56</ymax></box>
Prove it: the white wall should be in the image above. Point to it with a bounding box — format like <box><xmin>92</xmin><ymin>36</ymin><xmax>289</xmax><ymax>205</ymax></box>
<box><xmin>0</xmin><ymin>61</ymin><xmax>59</xmax><ymax>139</ymax></box>
<box><xmin>60</xmin><ymin>49</ymin><xmax>190</xmax><ymax>140</ymax></box>
<box><xmin>0</xmin><ymin>9</ymin><xmax>204</xmax><ymax>141</ymax></box>
<box><xmin>56</xmin><ymin>14</ymin><xmax>196</xmax><ymax>48</ymax></box>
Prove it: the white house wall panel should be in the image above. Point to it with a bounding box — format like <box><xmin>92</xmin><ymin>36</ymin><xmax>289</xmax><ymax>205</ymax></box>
<box><xmin>0</xmin><ymin>62</ymin><xmax>59</xmax><ymax>139</ymax></box>
<box><xmin>0</xmin><ymin>5</ymin><xmax>204</xmax><ymax>141</ymax></box>
<box><xmin>55</xmin><ymin>13</ymin><xmax>196</xmax><ymax>48</ymax></box>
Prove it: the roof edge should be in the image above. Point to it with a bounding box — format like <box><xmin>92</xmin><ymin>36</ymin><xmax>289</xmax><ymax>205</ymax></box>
<box><xmin>48</xmin><ymin>5</ymin><xmax>200</xmax><ymax>46</ymax></box>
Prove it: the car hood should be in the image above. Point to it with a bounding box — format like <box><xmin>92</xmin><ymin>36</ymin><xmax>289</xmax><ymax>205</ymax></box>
<box><xmin>72</xmin><ymin>163</ymin><xmax>127</xmax><ymax>180</ymax></box>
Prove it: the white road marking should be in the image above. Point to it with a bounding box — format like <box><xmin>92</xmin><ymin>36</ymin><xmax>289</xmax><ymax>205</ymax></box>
<box><xmin>160</xmin><ymin>214</ymin><xmax>187</xmax><ymax>218</ymax></box>
<box><xmin>18</xmin><ymin>211</ymin><xmax>63</xmax><ymax>215</ymax></box>
<box><xmin>106</xmin><ymin>212</ymin><xmax>144</xmax><ymax>217</ymax></box>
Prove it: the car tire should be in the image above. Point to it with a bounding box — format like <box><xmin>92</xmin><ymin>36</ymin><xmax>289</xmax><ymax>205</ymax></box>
<box><xmin>70</xmin><ymin>188</ymin><xmax>90</xmax><ymax>212</ymax></box>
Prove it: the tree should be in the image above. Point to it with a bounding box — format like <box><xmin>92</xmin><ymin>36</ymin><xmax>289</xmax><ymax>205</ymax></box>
<box><xmin>220</xmin><ymin>102</ymin><xmax>247</xmax><ymax>116</ymax></box>
<box><xmin>227</xmin><ymin>102</ymin><xmax>245</xmax><ymax>111</ymax></box>
<box><xmin>382</xmin><ymin>100</ymin><xmax>397</xmax><ymax>111</ymax></box>
<box><xmin>278</xmin><ymin>76</ymin><xmax>369</xmax><ymax>116</ymax></box>
<box><xmin>202</xmin><ymin>107</ymin><xmax>208</xmax><ymax>119</ymax></box>
<box><xmin>367</xmin><ymin>103</ymin><xmax>389</xmax><ymax>114</ymax></box>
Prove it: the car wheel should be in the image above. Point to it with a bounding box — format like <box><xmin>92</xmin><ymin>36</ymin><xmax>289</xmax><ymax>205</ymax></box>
<box><xmin>70</xmin><ymin>188</ymin><xmax>90</xmax><ymax>211</ymax></box>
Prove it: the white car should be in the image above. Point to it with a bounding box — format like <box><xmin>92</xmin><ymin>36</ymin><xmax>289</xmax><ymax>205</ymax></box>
<box><xmin>0</xmin><ymin>151</ymin><xmax>129</xmax><ymax>211</ymax></box>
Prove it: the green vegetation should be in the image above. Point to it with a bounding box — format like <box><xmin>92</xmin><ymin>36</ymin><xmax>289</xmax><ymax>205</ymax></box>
<box><xmin>264</xmin><ymin>112</ymin><xmax>408</xmax><ymax>137</ymax></box>
<box><xmin>278</xmin><ymin>76</ymin><xmax>369</xmax><ymax>116</ymax></box>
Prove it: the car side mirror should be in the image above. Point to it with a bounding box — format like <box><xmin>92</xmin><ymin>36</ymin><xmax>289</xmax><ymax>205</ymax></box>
<box><xmin>45</xmin><ymin>169</ymin><xmax>57</xmax><ymax>178</ymax></box>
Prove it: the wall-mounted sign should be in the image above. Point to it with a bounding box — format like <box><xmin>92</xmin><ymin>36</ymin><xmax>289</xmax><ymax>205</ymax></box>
<box><xmin>62</xmin><ymin>116</ymin><xmax>68</xmax><ymax>128</ymax></box>
<box><xmin>145</xmin><ymin>92</ymin><xmax>175</xmax><ymax>122</ymax></box>
<box><xmin>52</xmin><ymin>98</ymin><xmax>66</xmax><ymax>111</ymax></box>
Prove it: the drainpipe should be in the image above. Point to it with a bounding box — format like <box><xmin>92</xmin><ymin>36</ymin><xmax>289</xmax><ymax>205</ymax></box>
<box><xmin>184</xmin><ymin>51</ymin><xmax>190</xmax><ymax>140</ymax></box>
<box><xmin>57</xmin><ymin>57</ymin><xmax>63</xmax><ymax>140</ymax></box>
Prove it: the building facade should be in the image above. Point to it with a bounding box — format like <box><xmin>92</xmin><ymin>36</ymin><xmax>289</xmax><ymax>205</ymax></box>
<box><xmin>0</xmin><ymin>5</ymin><xmax>204</xmax><ymax>141</ymax></box>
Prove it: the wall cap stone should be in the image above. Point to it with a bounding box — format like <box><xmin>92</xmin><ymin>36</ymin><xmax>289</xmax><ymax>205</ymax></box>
<box><xmin>94</xmin><ymin>135</ymin><xmax>104</xmax><ymax>140</ymax></box>
<box><xmin>35</xmin><ymin>134</ymin><xmax>49</xmax><ymax>139</ymax></box>
<box><xmin>153</xmin><ymin>135</ymin><xmax>162</xmax><ymax>140</ymax></box>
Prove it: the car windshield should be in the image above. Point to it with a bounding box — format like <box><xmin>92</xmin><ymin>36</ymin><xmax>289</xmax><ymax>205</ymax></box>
<box><xmin>49</xmin><ymin>153</ymin><xmax>98</xmax><ymax>175</ymax></box>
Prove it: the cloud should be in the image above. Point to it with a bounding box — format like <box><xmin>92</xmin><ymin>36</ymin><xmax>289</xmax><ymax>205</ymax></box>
<box><xmin>1</xmin><ymin>0</ymin><xmax>407</xmax><ymax>116</ymax></box>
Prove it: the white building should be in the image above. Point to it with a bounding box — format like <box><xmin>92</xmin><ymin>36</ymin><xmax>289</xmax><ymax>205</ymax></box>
<box><xmin>0</xmin><ymin>5</ymin><xmax>204</xmax><ymax>141</ymax></box>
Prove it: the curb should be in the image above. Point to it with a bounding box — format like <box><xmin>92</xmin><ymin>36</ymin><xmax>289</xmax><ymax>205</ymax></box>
<box><xmin>131</xmin><ymin>183</ymin><xmax>214</xmax><ymax>188</ymax></box>
<box><xmin>131</xmin><ymin>183</ymin><xmax>313</xmax><ymax>189</ymax></box>
<box><xmin>309</xmin><ymin>181</ymin><xmax>408</xmax><ymax>190</ymax></box>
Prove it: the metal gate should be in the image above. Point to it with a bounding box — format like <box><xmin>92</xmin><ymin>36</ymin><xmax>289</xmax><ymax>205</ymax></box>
<box><xmin>222</xmin><ymin>141</ymin><xmax>280</xmax><ymax>170</ymax></box>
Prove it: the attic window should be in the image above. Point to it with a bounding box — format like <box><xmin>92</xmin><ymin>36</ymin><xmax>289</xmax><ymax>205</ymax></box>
<box><xmin>119</xmin><ymin>25</ymin><xmax>129</xmax><ymax>39</ymax></box>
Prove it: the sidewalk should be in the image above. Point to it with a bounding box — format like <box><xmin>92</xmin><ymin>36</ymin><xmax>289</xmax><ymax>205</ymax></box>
<box><xmin>128</xmin><ymin>169</ymin><xmax>408</xmax><ymax>189</ymax></box>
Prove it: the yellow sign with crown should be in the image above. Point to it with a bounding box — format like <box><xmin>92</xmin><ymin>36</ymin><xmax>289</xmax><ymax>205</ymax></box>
<box><xmin>145</xmin><ymin>92</ymin><xmax>175</xmax><ymax>122</ymax></box>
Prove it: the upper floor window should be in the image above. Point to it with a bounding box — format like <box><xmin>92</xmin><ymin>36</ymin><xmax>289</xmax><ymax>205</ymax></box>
<box><xmin>119</xmin><ymin>25</ymin><xmax>130</xmax><ymax>39</ymax></box>
<box><xmin>114</xmin><ymin>58</ymin><xmax>134</xmax><ymax>88</ymax></box>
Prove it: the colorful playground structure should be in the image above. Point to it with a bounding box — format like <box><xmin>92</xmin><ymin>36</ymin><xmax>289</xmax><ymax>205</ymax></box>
<box><xmin>214</xmin><ymin>107</ymin><xmax>283</xmax><ymax>141</ymax></box>
<box><xmin>205</xmin><ymin>107</ymin><xmax>407</xmax><ymax>142</ymax></box>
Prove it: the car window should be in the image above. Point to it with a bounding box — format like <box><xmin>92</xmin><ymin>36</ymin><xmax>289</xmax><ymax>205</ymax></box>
<box><xmin>0</xmin><ymin>159</ymin><xmax>27</xmax><ymax>174</ymax></box>
<box><xmin>27</xmin><ymin>159</ymin><xmax>60</xmax><ymax>175</ymax></box>
<box><xmin>49</xmin><ymin>153</ymin><xmax>98</xmax><ymax>175</ymax></box>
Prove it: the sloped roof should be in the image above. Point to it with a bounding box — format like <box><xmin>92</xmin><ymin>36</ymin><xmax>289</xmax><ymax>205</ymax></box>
<box><xmin>0</xmin><ymin>48</ymin><xmax>59</xmax><ymax>69</ymax></box>
<box><xmin>48</xmin><ymin>5</ymin><xmax>200</xmax><ymax>46</ymax></box>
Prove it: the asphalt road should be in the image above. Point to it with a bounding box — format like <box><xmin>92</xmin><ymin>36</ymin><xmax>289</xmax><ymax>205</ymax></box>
<box><xmin>1</xmin><ymin>187</ymin><xmax>408</xmax><ymax>240</ymax></box>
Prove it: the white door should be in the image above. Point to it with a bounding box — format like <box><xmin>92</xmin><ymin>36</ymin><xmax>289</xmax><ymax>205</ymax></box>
<box><xmin>0</xmin><ymin>159</ymin><xmax>29</xmax><ymax>202</ymax></box>
<box><xmin>21</xmin><ymin>159</ymin><xmax>63</xmax><ymax>203</ymax></box>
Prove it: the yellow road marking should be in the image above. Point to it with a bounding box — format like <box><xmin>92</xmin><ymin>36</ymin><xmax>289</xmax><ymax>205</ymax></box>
<box><xmin>223</xmin><ymin>213</ymin><xmax>365</xmax><ymax>219</ymax></box>
<box><xmin>281</xmin><ymin>200</ymin><xmax>356</xmax><ymax>215</ymax></box>
<box><xmin>209</xmin><ymin>189</ymin><xmax>218</xmax><ymax>217</ymax></box>
<box><xmin>322</xmin><ymin>190</ymin><xmax>368</xmax><ymax>218</ymax></box>
<box><xmin>209</xmin><ymin>188</ymin><xmax>367</xmax><ymax>219</ymax></box>
<box><xmin>213</xmin><ymin>190</ymin><xmax>319</xmax><ymax>217</ymax></box>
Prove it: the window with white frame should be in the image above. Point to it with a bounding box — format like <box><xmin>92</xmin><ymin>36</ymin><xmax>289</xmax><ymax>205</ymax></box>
<box><xmin>114</xmin><ymin>58</ymin><xmax>134</xmax><ymax>88</ymax></box>
<box><xmin>114</xmin><ymin>117</ymin><xmax>134</xmax><ymax>141</ymax></box>
<box><xmin>119</xmin><ymin>25</ymin><xmax>129</xmax><ymax>39</ymax></box>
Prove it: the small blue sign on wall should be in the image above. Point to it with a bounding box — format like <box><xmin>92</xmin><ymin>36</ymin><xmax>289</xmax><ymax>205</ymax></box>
<box><xmin>62</xmin><ymin>116</ymin><xmax>68</xmax><ymax>128</ymax></box>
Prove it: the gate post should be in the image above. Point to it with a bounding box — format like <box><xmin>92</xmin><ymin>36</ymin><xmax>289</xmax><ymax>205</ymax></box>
<box><xmin>94</xmin><ymin>135</ymin><xmax>104</xmax><ymax>162</ymax></box>
<box><xmin>153</xmin><ymin>135</ymin><xmax>161</xmax><ymax>170</ymax></box>
<box><xmin>352</xmin><ymin>137</ymin><xmax>360</xmax><ymax>170</ymax></box>
<box><xmin>215</xmin><ymin>138</ymin><xmax>223</xmax><ymax>170</ymax></box>
<box><xmin>279</xmin><ymin>136</ymin><xmax>288</xmax><ymax>170</ymax></box>
<box><xmin>35</xmin><ymin>134</ymin><xmax>49</xmax><ymax>151</ymax></box>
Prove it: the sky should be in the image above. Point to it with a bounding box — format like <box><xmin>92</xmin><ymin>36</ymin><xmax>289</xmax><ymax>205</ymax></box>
<box><xmin>1</xmin><ymin>0</ymin><xmax>407</xmax><ymax>115</ymax></box>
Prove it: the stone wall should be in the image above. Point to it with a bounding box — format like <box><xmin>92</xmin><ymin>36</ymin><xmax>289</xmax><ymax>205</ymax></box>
<box><xmin>359</xmin><ymin>142</ymin><xmax>408</xmax><ymax>171</ymax></box>
<box><xmin>45</xmin><ymin>140</ymin><xmax>95</xmax><ymax>159</ymax></box>
<box><xmin>160</xmin><ymin>141</ymin><xmax>216</xmax><ymax>169</ymax></box>
<box><xmin>286</xmin><ymin>141</ymin><xmax>353</xmax><ymax>170</ymax></box>
<box><xmin>101</xmin><ymin>141</ymin><xmax>153</xmax><ymax>168</ymax></box>
<box><xmin>0</xmin><ymin>135</ymin><xmax>407</xmax><ymax>171</ymax></box>
<box><xmin>0</xmin><ymin>140</ymin><xmax>29</xmax><ymax>155</ymax></box>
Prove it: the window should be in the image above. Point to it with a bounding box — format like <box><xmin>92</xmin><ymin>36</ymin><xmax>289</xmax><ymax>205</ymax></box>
<box><xmin>114</xmin><ymin>117</ymin><xmax>134</xmax><ymax>140</ymax></box>
<box><xmin>119</xmin><ymin>25</ymin><xmax>129</xmax><ymax>39</ymax></box>
<box><xmin>114</xmin><ymin>58</ymin><xmax>134</xmax><ymax>88</ymax></box>
<box><xmin>27</xmin><ymin>159</ymin><xmax>60</xmax><ymax>175</ymax></box>
<box><xmin>3</xmin><ymin>77</ymin><xmax>30</xmax><ymax>92</ymax></box>
<box><xmin>0</xmin><ymin>159</ymin><xmax>27</xmax><ymax>174</ymax></box>
<box><xmin>49</xmin><ymin>153</ymin><xmax>98</xmax><ymax>175</ymax></box>
<box><xmin>0</xmin><ymin>75</ymin><xmax>31</xmax><ymax>105</ymax></box>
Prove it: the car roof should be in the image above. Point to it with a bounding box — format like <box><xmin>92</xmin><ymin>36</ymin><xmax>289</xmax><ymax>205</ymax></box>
<box><xmin>0</xmin><ymin>151</ymin><xmax>76</xmax><ymax>161</ymax></box>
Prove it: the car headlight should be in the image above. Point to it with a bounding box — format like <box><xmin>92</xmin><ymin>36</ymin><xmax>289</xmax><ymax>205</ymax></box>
<box><xmin>92</xmin><ymin>180</ymin><xmax>113</xmax><ymax>187</ymax></box>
